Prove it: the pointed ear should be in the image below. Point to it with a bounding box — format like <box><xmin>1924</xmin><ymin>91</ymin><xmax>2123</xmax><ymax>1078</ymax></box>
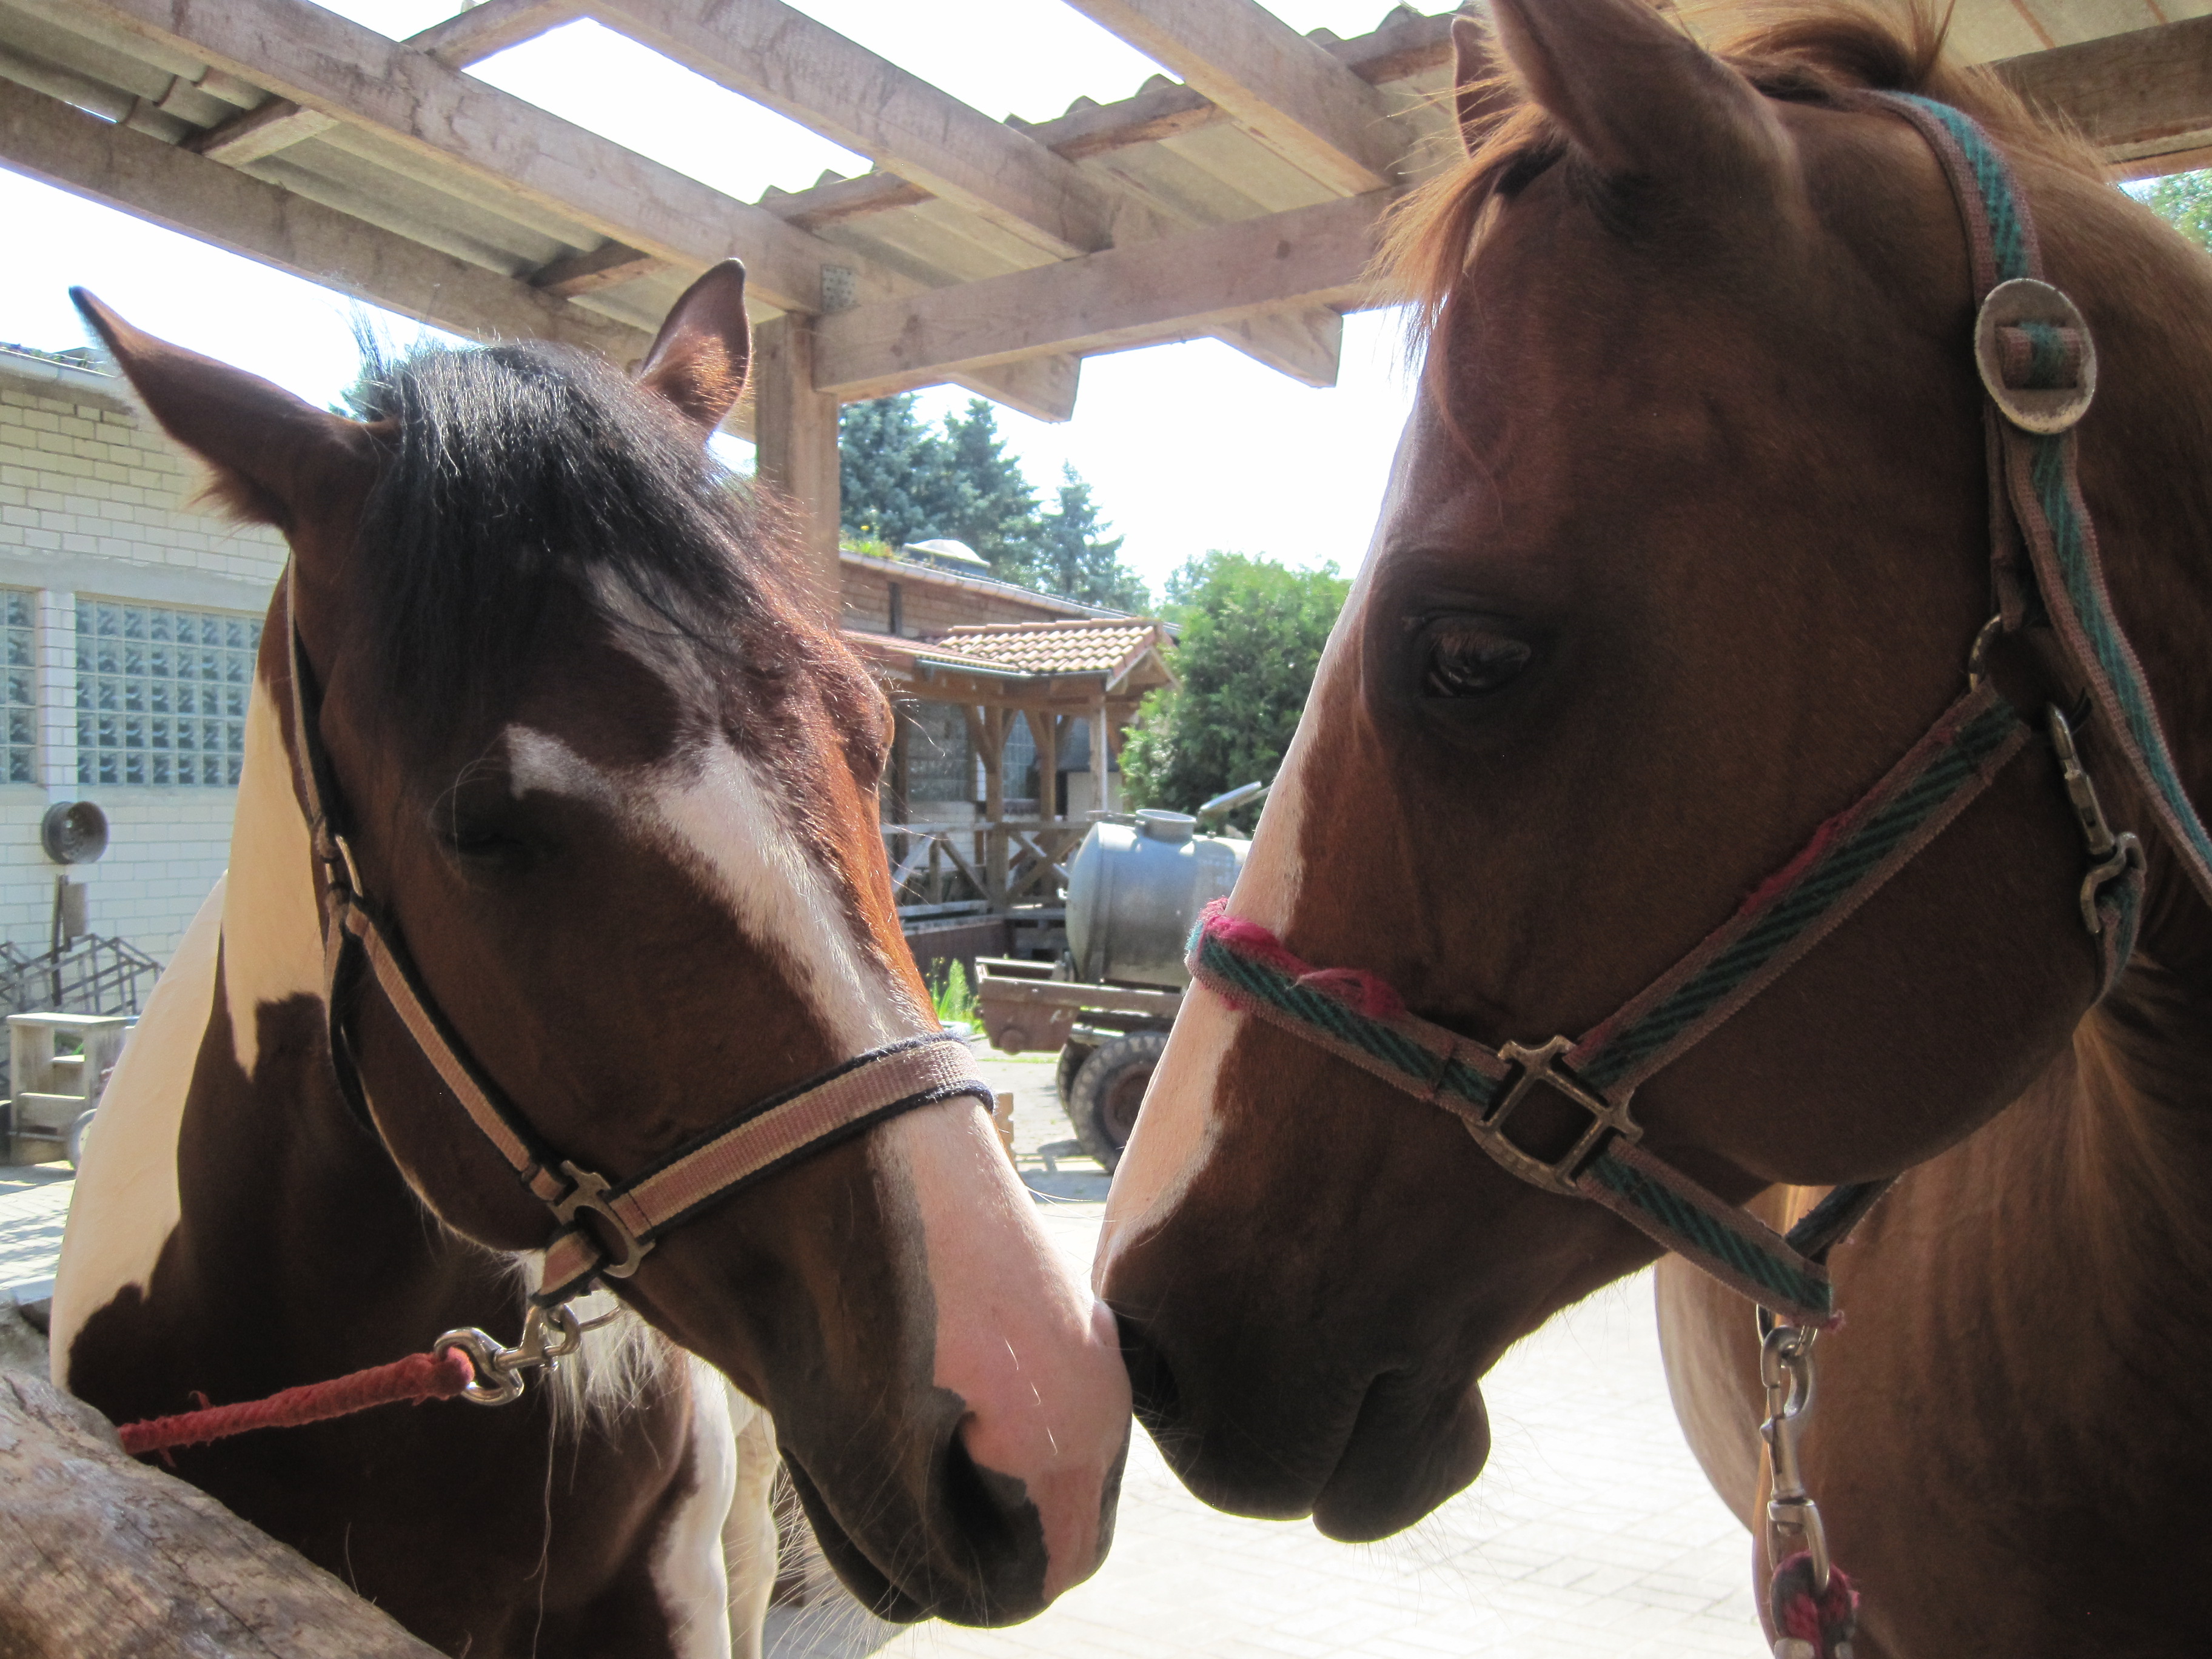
<box><xmin>1450</xmin><ymin>15</ymin><xmax>1517</xmax><ymax>155</ymax></box>
<box><xmin>1483</xmin><ymin>0</ymin><xmax>1782</xmax><ymax>186</ymax></box>
<box><xmin>637</xmin><ymin>261</ymin><xmax>751</xmax><ymax>438</ymax></box>
<box><xmin>72</xmin><ymin>288</ymin><xmax>378</xmax><ymax>531</ymax></box>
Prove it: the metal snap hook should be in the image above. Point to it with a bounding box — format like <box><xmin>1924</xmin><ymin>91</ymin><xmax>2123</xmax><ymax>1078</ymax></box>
<box><xmin>1759</xmin><ymin>1319</ymin><xmax>1832</xmax><ymax>1596</ymax></box>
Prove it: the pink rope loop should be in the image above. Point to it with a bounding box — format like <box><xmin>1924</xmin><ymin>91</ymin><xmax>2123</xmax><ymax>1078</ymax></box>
<box><xmin>118</xmin><ymin>1347</ymin><xmax>478</xmax><ymax>1457</ymax></box>
<box><xmin>1199</xmin><ymin>902</ymin><xmax>1409</xmax><ymax>1021</ymax></box>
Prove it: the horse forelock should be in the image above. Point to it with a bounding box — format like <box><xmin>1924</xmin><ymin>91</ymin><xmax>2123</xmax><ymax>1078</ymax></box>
<box><xmin>341</xmin><ymin>340</ymin><xmax>807</xmax><ymax>752</ymax></box>
<box><xmin>1379</xmin><ymin>0</ymin><xmax>2107</xmax><ymax>349</ymax></box>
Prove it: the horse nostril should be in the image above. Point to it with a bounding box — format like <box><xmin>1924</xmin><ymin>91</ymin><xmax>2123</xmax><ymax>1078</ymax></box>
<box><xmin>940</xmin><ymin>1426</ymin><xmax>1025</xmax><ymax>1559</ymax></box>
<box><xmin>1114</xmin><ymin>1311</ymin><xmax>1181</xmax><ymax>1430</ymax></box>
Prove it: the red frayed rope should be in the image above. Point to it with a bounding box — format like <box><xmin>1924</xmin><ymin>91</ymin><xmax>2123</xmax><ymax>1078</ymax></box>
<box><xmin>1197</xmin><ymin>900</ymin><xmax>1409</xmax><ymax>1021</ymax></box>
<box><xmin>1769</xmin><ymin>1553</ymin><xmax>1859</xmax><ymax>1657</ymax></box>
<box><xmin>117</xmin><ymin>1347</ymin><xmax>477</xmax><ymax>1457</ymax></box>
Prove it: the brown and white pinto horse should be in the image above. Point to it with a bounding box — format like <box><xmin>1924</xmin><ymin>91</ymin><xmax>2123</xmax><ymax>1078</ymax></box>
<box><xmin>50</xmin><ymin>265</ymin><xmax>1128</xmax><ymax>1658</ymax></box>
<box><xmin>1099</xmin><ymin>2</ymin><xmax>2212</xmax><ymax>1651</ymax></box>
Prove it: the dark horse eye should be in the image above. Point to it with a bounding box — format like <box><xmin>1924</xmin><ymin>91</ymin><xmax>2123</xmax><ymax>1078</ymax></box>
<box><xmin>1423</xmin><ymin>624</ymin><xmax>1533</xmax><ymax>699</ymax></box>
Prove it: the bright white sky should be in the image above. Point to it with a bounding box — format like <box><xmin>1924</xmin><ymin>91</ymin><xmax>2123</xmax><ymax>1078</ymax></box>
<box><xmin>0</xmin><ymin>0</ymin><xmax>1423</xmax><ymax>598</ymax></box>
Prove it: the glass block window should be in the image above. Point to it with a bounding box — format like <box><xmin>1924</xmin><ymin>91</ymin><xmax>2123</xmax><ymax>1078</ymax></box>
<box><xmin>2</xmin><ymin>591</ymin><xmax>34</xmax><ymax>785</ymax></box>
<box><xmin>77</xmin><ymin>600</ymin><xmax>263</xmax><ymax>787</ymax></box>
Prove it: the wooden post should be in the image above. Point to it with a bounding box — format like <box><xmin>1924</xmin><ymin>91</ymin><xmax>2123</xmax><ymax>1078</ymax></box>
<box><xmin>980</xmin><ymin>708</ymin><xmax>1008</xmax><ymax>911</ymax></box>
<box><xmin>751</xmin><ymin>314</ymin><xmax>841</xmax><ymax>621</ymax></box>
<box><xmin>1091</xmin><ymin>701</ymin><xmax>1111</xmax><ymax>816</ymax></box>
<box><xmin>1031</xmin><ymin>706</ymin><xmax>1057</xmax><ymax>825</ymax></box>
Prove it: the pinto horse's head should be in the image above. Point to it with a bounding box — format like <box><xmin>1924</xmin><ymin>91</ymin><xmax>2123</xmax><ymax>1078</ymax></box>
<box><xmin>77</xmin><ymin>268</ymin><xmax>1128</xmax><ymax>1624</ymax></box>
<box><xmin>1098</xmin><ymin>0</ymin><xmax>2212</xmax><ymax>1541</ymax></box>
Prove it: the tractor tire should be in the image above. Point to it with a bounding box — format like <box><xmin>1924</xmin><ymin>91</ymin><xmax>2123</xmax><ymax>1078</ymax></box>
<box><xmin>1055</xmin><ymin>1038</ymin><xmax>1098</xmax><ymax>1112</ymax></box>
<box><xmin>1067</xmin><ymin>1032</ymin><xmax>1167</xmax><ymax>1174</ymax></box>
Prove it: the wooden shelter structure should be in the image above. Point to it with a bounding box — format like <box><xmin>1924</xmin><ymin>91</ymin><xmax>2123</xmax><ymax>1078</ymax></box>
<box><xmin>850</xmin><ymin>615</ymin><xmax>1175</xmax><ymax>914</ymax></box>
<box><xmin>3</xmin><ymin>0</ymin><xmax>2209</xmax><ymax>614</ymax></box>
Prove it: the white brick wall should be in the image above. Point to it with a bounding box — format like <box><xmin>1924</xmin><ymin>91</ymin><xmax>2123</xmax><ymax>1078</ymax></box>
<box><xmin>0</xmin><ymin>352</ymin><xmax>286</xmax><ymax>965</ymax></box>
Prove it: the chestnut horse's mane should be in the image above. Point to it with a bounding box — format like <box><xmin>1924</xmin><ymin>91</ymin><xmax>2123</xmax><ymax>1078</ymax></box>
<box><xmin>1381</xmin><ymin>0</ymin><xmax>2106</xmax><ymax>339</ymax></box>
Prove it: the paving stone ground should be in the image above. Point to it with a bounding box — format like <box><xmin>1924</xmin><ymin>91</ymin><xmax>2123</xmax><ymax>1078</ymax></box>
<box><xmin>1</xmin><ymin>1050</ymin><xmax>1768</xmax><ymax>1658</ymax></box>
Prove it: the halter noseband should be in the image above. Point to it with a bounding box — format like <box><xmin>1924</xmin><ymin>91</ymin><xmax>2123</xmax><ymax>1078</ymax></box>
<box><xmin>1190</xmin><ymin>93</ymin><xmax>2212</xmax><ymax>1329</ymax></box>
<box><xmin>281</xmin><ymin>568</ymin><xmax>991</xmax><ymax>1310</ymax></box>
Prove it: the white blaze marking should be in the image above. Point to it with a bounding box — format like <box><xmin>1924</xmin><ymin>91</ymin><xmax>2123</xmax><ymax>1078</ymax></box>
<box><xmin>1096</xmin><ymin>421</ymin><xmax>1415</xmax><ymax>1273</ymax></box>
<box><xmin>1094</xmin><ymin>753</ymin><xmax>1313</xmax><ymax>1279</ymax></box>
<box><xmin>506</xmin><ymin>725</ymin><xmax>927</xmax><ymax>1053</ymax></box>
<box><xmin>651</xmin><ymin>1356</ymin><xmax>738</xmax><ymax>1659</ymax></box>
<box><xmin>223</xmin><ymin>674</ymin><xmax>327</xmax><ymax>1071</ymax></box>
<box><xmin>49</xmin><ymin>877</ymin><xmax>224</xmax><ymax>1382</ymax></box>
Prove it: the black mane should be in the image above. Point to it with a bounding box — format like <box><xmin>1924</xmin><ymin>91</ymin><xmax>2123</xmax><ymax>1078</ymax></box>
<box><xmin>347</xmin><ymin>340</ymin><xmax>773</xmax><ymax>742</ymax></box>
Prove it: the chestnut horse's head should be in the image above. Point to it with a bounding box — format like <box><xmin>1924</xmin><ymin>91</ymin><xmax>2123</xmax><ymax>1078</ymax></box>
<box><xmin>80</xmin><ymin>268</ymin><xmax>1128</xmax><ymax>1624</ymax></box>
<box><xmin>1098</xmin><ymin>0</ymin><xmax>2212</xmax><ymax>1540</ymax></box>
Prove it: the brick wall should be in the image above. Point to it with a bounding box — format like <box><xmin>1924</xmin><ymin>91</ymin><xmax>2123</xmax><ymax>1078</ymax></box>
<box><xmin>0</xmin><ymin>353</ymin><xmax>284</xmax><ymax>964</ymax></box>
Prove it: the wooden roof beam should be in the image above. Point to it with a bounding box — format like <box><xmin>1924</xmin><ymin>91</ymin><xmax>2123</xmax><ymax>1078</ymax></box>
<box><xmin>1995</xmin><ymin>16</ymin><xmax>2212</xmax><ymax>175</ymax></box>
<box><xmin>0</xmin><ymin>76</ymin><xmax>654</xmax><ymax>364</ymax></box>
<box><xmin>813</xmin><ymin>192</ymin><xmax>1384</xmax><ymax>398</ymax></box>
<box><xmin>407</xmin><ymin>0</ymin><xmax>585</xmax><ymax>69</ymax></box>
<box><xmin>69</xmin><ymin>0</ymin><xmax>905</xmax><ymax>318</ymax></box>
<box><xmin>591</xmin><ymin>0</ymin><xmax>1139</xmax><ymax>259</ymax></box>
<box><xmin>1057</xmin><ymin>0</ymin><xmax>1408</xmax><ymax>196</ymax></box>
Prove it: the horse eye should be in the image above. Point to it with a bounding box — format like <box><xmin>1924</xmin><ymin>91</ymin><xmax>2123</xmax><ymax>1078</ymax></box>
<box><xmin>1423</xmin><ymin>626</ymin><xmax>1532</xmax><ymax>698</ymax></box>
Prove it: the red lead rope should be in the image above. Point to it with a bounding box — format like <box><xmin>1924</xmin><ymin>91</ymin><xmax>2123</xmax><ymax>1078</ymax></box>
<box><xmin>117</xmin><ymin>1347</ymin><xmax>477</xmax><ymax>1457</ymax></box>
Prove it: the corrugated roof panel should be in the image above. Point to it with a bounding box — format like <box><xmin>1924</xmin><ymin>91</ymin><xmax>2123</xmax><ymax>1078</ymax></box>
<box><xmin>246</xmin><ymin>145</ymin><xmax>575</xmax><ymax>276</ymax></box>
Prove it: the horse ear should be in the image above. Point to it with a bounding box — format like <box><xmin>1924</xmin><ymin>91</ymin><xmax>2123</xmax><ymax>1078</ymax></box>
<box><xmin>70</xmin><ymin>289</ymin><xmax>377</xmax><ymax>531</ymax></box>
<box><xmin>1450</xmin><ymin>15</ymin><xmax>1517</xmax><ymax>155</ymax></box>
<box><xmin>1483</xmin><ymin>0</ymin><xmax>1781</xmax><ymax>184</ymax></box>
<box><xmin>637</xmin><ymin>261</ymin><xmax>751</xmax><ymax>438</ymax></box>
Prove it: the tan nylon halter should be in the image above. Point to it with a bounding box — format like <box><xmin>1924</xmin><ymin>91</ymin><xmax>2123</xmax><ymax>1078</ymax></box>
<box><xmin>280</xmin><ymin>564</ymin><xmax>993</xmax><ymax>1307</ymax></box>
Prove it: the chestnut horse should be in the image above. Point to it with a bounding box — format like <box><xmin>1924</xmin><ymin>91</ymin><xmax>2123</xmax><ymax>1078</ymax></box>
<box><xmin>1098</xmin><ymin>2</ymin><xmax>2212</xmax><ymax>1652</ymax></box>
<box><xmin>50</xmin><ymin>266</ymin><xmax>1129</xmax><ymax>1658</ymax></box>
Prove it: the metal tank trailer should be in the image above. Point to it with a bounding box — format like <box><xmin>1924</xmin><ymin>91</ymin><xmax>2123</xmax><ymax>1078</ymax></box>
<box><xmin>974</xmin><ymin>786</ymin><xmax>1260</xmax><ymax>1171</ymax></box>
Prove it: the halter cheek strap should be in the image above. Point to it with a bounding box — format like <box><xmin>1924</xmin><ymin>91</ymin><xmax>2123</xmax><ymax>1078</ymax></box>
<box><xmin>1188</xmin><ymin>95</ymin><xmax>2212</xmax><ymax>1329</ymax></box>
<box><xmin>281</xmin><ymin>566</ymin><xmax>991</xmax><ymax>1307</ymax></box>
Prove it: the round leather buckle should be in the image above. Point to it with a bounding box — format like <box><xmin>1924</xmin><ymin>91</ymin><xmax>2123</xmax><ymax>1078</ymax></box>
<box><xmin>1974</xmin><ymin>276</ymin><xmax>2096</xmax><ymax>435</ymax></box>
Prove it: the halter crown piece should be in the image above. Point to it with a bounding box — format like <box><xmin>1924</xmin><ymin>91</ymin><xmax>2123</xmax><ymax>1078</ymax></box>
<box><xmin>1187</xmin><ymin>93</ymin><xmax>2212</xmax><ymax>1332</ymax></box>
<box><xmin>282</xmin><ymin>568</ymin><xmax>992</xmax><ymax>1314</ymax></box>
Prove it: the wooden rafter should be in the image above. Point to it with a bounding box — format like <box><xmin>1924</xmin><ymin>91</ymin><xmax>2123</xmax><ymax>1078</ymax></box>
<box><xmin>408</xmin><ymin>0</ymin><xmax>585</xmax><ymax>69</ymax></box>
<box><xmin>592</xmin><ymin>0</ymin><xmax>1138</xmax><ymax>260</ymax></box>
<box><xmin>0</xmin><ymin>76</ymin><xmax>652</xmax><ymax>362</ymax></box>
<box><xmin>1994</xmin><ymin>16</ymin><xmax>2212</xmax><ymax>172</ymax></box>
<box><xmin>68</xmin><ymin>0</ymin><xmax>898</xmax><ymax>317</ymax></box>
<box><xmin>814</xmin><ymin>191</ymin><xmax>1385</xmax><ymax>397</ymax></box>
<box><xmin>1059</xmin><ymin>0</ymin><xmax>1409</xmax><ymax>196</ymax></box>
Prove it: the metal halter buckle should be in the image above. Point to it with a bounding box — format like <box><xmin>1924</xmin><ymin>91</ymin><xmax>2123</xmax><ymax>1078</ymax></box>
<box><xmin>435</xmin><ymin>1302</ymin><xmax>585</xmax><ymax>1407</ymax></box>
<box><xmin>1483</xmin><ymin>1037</ymin><xmax>1641</xmax><ymax>1196</ymax></box>
<box><xmin>1974</xmin><ymin>276</ymin><xmax>2096</xmax><ymax>435</ymax></box>
<box><xmin>552</xmin><ymin>1161</ymin><xmax>653</xmax><ymax>1279</ymax></box>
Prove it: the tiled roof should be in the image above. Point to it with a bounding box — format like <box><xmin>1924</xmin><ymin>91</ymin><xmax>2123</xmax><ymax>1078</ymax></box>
<box><xmin>938</xmin><ymin>619</ymin><xmax>1167</xmax><ymax>680</ymax></box>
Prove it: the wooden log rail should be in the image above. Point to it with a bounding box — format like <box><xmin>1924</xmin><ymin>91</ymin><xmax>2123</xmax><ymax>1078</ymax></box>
<box><xmin>0</xmin><ymin>1300</ymin><xmax>441</xmax><ymax>1658</ymax></box>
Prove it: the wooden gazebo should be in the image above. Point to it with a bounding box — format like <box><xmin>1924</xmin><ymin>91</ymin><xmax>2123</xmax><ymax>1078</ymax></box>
<box><xmin>4</xmin><ymin>0</ymin><xmax>2206</xmax><ymax>623</ymax></box>
<box><xmin>848</xmin><ymin>616</ymin><xmax>1176</xmax><ymax>913</ymax></box>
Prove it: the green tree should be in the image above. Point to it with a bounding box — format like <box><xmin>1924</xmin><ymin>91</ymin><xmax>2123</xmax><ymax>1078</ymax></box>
<box><xmin>838</xmin><ymin>395</ymin><xmax>1151</xmax><ymax>610</ymax></box>
<box><xmin>1029</xmin><ymin>466</ymin><xmax>1148</xmax><ymax>612</ymax></box>
<box><xmin>933</xmin><ymin>399</ymin><xmax>1042</xmax><ymax>572</ymax></box>
<box><xmin>2136</xmin><ymin>170</ymin><xmax>2212</xmax><ymax>249</ymax></box>
<box><xmin>838</xmin><ymin>393</ymin><xmax>945</xmax><ymax>548</ymax></box>
<box><xmin>1120</xmin><ymin>551</ymin><xmax>1349</xmax><ymax>828</ymax></box>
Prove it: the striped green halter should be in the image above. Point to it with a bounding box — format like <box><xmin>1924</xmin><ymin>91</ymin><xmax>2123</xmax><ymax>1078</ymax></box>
<box><xmin>1188</xmin><ymin>93</ymin><xmax>2212</xmax><ymax>1329</ymax></box>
